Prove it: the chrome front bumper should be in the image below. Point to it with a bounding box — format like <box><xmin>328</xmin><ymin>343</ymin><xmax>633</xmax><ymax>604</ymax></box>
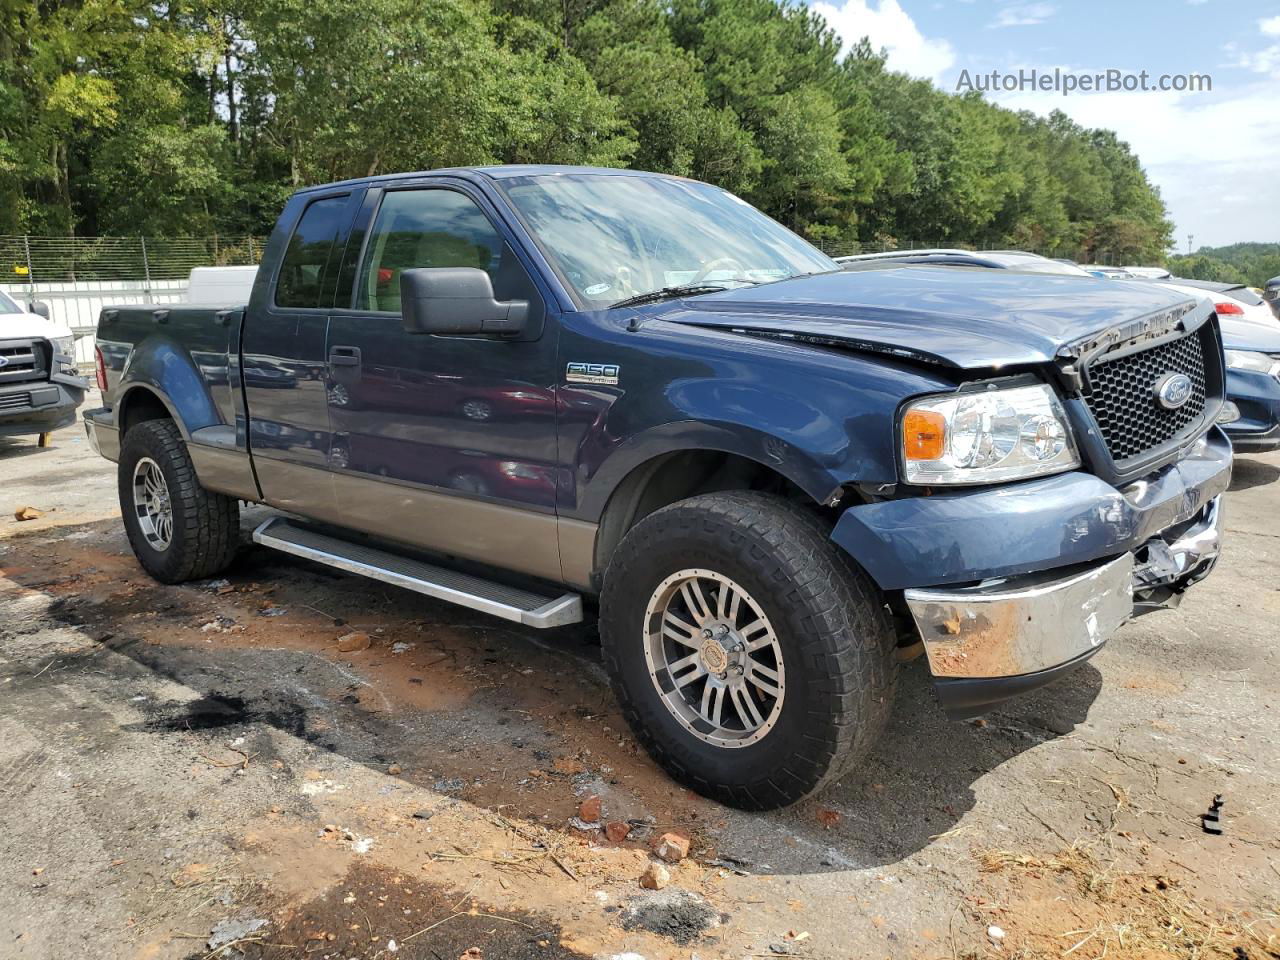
<box><xmin>905</xmin><ymin>495</ymin><xmax>1223</xmax><ymax>717</ymax></box>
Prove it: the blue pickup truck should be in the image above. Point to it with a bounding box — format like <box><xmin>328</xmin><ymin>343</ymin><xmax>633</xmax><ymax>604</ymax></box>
<box><xmin>84</xmin><ymin>166</ymin><xmax>1230</xmax><ymax>808</ymax></box>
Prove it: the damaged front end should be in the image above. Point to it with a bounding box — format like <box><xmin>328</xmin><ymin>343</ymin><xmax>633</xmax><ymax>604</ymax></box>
<box><xmin>1131</xmin><ymin>497</ymin><xmax>1222</xmax><ymax>611</ymax></box>
<box><xmin>829</xmin><ymin>295</ymin><xmax>1232</xmax><ymax>719</ymax></box>
<box><xmin>902</xmin><ymin>494</ymin><xmax>1223</xmax><ymax>718</ymax></box>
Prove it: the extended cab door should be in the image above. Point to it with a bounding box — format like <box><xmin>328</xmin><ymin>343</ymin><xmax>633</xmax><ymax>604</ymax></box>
<box><xmin>323</xmin><ymin>180</ymin><xmax>563</xmax><ymax>581</ymax></box>
<box><xmin>241</xmin><ymin>189</ymin><xmax>360</xmax><ymax>521</ymax></box>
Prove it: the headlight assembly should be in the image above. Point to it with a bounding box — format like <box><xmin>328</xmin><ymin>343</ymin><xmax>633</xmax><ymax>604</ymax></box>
<box><xmin>1225</xmin><ymin>350</ymin><xmax>1280</xmax><ymax>380</ymax></box>
<box><xmin>901</xmin><ymin>382</ymin><xmax>1081</xmax><ymax>485</ymax></box>
<box><xmin>51</xmin><ymin>335</ymin><xmax>77</xmax><ymax>374</ymax></box>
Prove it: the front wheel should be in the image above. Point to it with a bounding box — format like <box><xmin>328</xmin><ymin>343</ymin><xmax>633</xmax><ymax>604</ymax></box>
<box><xmin>118</xmin><ymin>419</ymin><xmax>240</xmax><ymax>584</ymax></box>
<box><xmin>600</xmin><ymin>492</ymin><xmax>897</xmax><ymax>810</ymax></box>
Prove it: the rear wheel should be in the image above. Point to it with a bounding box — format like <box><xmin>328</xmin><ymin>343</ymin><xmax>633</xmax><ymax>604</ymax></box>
<box><xmin>118</xmin><ymin>419</ymin><xmax>239</xmax><ymax>583</ymax></box>
<box><xmin>600</xmin><ymin>492</ymin><xmax>897</xmax><ymax>809</ymax></box>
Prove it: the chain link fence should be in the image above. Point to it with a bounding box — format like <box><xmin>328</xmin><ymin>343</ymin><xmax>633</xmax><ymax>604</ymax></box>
<box><xmin>0</xmin><ymin>235</ymin><xmax>266</xmax><ymax>365</ymax></box>
<box><xmin>0</xmin><ymin>235</ymin><xmax>266</xmax><ymax>286</ymax></box>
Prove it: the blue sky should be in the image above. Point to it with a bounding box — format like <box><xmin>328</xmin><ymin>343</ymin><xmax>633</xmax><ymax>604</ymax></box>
<box><xmin>808</xmin><ymin>0</ymin><xmax>1280</xmax><ymax>252</ymax></box>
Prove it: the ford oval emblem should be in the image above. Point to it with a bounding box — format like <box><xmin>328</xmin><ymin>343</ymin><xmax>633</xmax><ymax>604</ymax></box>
<box><xmin>0</xmin><ymin>356</ymin><xmax>8</xmax><ymax>369</ymax></box>
<box><xmin>1155</xmin><ymin>372</ymin><xmax>1194</xmax><ymax>410</ymax></box>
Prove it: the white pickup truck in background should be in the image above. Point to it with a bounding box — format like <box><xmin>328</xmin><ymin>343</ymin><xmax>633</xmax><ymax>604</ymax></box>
<box><xmin>0</xmin><ymin>289</ymin><xmax>87</xmax><ymax>445</ymax></box>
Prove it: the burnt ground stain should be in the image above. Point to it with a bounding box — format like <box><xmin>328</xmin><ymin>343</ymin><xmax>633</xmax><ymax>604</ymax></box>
<box><xmin>133</xmin><ymin>692</ymin><xmax>310</xmax><ymax>737</ymax></box>
<box><xmin>185</xmin><ymin>861</ymin><xmax>595</xmax><ymax>960</ymax></box>
<box><xmin>619</xmin><ymin>888</ymin><xmax>723</xmax><ymax>946</ymax></box>
<box><xmin>138</xmin><ymin>693</ymin><xmax>254</xmax><ymax>732</ymax></box>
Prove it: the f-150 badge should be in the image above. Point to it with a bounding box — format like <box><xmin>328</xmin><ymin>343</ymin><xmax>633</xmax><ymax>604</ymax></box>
<box><xmin>566</xmin><ymin>362</ymin><xmax>620</xmax><ymax>386</ymax></box>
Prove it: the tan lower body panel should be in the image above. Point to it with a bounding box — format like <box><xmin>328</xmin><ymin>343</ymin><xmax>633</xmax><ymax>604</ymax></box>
<box><xmin>556</xmin><ymin>517</ymin><xmax>599</xmax><ymax>591</ymax></box>
<box><xmin>189</xmin><ymin>444</ymin><xmax>260</xmax><ymax>501</ymax></box>
<box><xmin>330</xmin><ymin>469</ymin><xmax>565</xmax><ymax>584</ymax></box>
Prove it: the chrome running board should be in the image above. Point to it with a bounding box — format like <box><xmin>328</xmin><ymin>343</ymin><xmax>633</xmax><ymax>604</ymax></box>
<box><xmin>252</xmin><ymin>517</ymin><xmax>582</xmax><ymax>629</ymax></box>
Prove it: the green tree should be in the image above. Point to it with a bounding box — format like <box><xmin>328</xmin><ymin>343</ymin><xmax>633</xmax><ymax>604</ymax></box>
<box><xmin>0</xmin><ymin>0</ymin><xmax>1183</xmax><ymax>256</ymax></box>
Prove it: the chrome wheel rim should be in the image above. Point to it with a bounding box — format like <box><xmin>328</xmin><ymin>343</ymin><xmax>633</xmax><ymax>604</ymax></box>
<box><xmin>643</xmin><ymin>568</ymin><xmax>785</xmax><ymax>748</ymax></box>
<box><xmin>461</xmin><ymin>399</ymin><xmax>492</xmax><ymax>421</ymax></box>
<box><xmin>132</xmin><ymin>457</ymin><xmax>173</xmax><ymax>552</ymax></box>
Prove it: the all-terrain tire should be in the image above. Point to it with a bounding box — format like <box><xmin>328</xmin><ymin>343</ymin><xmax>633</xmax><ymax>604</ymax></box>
<box><xmin>118</xmin><ymin>419</ymin><xmax>240</xmax><ymax>584</ymax></box>
<box><xmin>599</xmin><ymin>491</ymin><xmax>897</xmax><ymax>810</ymax></box>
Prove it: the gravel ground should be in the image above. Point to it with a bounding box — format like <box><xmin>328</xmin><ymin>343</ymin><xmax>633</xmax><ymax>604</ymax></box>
<box><xmin>1</xmin><ymin>404</ymin><xmax>1277</xmax><ymax>960</ymax></box>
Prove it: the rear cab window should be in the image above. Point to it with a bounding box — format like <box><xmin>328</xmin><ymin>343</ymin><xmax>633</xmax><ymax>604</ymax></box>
<box><xmin>275</xmin><ymin>194</ymin><xmax>353</xmax><ymax>308</ymax></box>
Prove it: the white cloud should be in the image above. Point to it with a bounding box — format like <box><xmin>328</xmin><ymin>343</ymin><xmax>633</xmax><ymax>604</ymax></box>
<box><xmin>1225</xmin><ymin>16</ymin><xmax>1280</xmax><ymax>77</ymax></box>
<box><xmin>991</xmin><ymin>79</ymin><xmax>1280</xmax><ymax>246</ymax></box>
<box><xmin>989</xmin><ymin>2</ymin><xmax>1057</xmax><ymax>28</ymax></box>
<box><xmin>812</xmin><ymin>0</ymin><xmax>956</xmax><ymax>83</ymax></box>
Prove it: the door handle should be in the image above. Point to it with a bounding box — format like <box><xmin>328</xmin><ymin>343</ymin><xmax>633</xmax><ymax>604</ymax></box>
<box><xmin>329</xmin><ymin>346</ymin><xmax>362</xmax><ymax>367</ymax></box>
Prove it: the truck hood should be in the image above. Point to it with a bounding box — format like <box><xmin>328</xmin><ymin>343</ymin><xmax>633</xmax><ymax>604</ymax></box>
<box><xmin>0</xmin><ymin>310</ymin><xmax>73</xmax><ymax>341</ymax></box>
<box><xmin>659</xmin><ymin>267</ymin><xmax>1202</xmax><ymax>369</ymax></box>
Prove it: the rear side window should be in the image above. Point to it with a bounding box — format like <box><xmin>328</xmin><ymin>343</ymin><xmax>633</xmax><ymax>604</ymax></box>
<box><xmin>275</xmin><ymin>195</ymin><xmax>350</xmax><ymax>308</ymax></box>
<box><xmin>1228</xmin><ymin>286</ymin><xmax>1264</xmax><ymax>307</ymax></box>
<box><xmin>355</xmin><ymin>189</ymin><xmax>503</xmax><ymax>313</ymax></box>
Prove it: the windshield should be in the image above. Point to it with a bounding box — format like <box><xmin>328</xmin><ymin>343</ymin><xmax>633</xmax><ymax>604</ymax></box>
<box><xmin>0</xmin><ymin>290</ymin><xmax>21</xmax><ymax>313</ymax></box>
<box><xmin>500</xmin><ymin>173</ymin><xmax>837</xmax><ymax>307</ymax></box>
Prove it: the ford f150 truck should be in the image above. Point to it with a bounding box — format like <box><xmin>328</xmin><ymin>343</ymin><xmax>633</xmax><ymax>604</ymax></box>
<box><xmin>1</xmin><ymin>290</ymin><xmax>86</xmax><ymax>443</ymax></box>
<box><xmin>84</xmin><ymin>166</ymin><xmax>1230</xmax><ymax>809</ymax></box>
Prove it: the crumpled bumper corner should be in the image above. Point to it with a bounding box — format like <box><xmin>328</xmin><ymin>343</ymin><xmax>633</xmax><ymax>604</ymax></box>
<box><xmin>1131</xmin><ymin>495</ymin><xmax>1223</xmax><ymax>611</ymax></box>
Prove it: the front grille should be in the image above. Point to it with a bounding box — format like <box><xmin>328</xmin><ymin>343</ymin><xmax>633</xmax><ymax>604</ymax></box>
<box><xmin>1080</xmin><ymin>331</ymin><xmax>1208</xmax><ymax>461</ymax></box>
<box><xmin>0</xmin><ymin>340</ymin><xmax>46</xmax><ymax>385</ymax></box>
<box><xmin>0</xmin><ymin>392</ymin><xmax>32</xmax><ymax>410</ymax></box>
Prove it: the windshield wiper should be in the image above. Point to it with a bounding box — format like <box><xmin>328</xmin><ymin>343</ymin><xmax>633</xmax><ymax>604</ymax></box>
<box><xmin>610</xmin><ymin>280</ymin><xmax>759</xmax><ymax>310</ymax></box>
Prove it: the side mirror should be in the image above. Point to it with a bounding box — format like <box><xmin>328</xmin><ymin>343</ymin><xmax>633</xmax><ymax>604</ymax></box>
<box><xmin>29</xmin><ymin>301</ymin><xmax>51</xmax><ymax>320</ymax></box>
<box><xmin>399</xmin><ymin>267</ymin><xmax>527</xmax><ymax>337</ymax></box>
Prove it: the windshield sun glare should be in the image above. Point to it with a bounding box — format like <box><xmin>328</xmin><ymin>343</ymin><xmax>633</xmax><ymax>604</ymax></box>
<box><xmin>502</xmin><ymin>174</ymin><xmax>837</xmax><ymax>308</ymax></box>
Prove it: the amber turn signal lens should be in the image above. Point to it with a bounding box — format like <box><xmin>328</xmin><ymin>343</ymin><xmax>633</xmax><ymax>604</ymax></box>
<box><xmin>903</xmin><ymin>409</ymin><xmax>947</xmax><ymax>461</ymax></box>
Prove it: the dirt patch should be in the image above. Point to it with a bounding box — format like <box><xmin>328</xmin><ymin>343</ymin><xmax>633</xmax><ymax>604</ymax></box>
<box><xmin>971</xmin><ymin>845</ymin><xmax>1280</xmax><ymax>959</ymax></box>
<box><xmin>7</xmin><ymin>520</ymin><xmax>720</xmax><ymax>847</ymax></box>
<box><xmin>194</xmin><ymin>861</ymin><xmax>594</xmax><ymax>960</ymax></box>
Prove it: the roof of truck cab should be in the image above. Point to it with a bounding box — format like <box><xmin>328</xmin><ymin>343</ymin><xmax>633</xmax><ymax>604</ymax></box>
<box><xmin>293</xmin><ymin>165</ymin><xmax>677</xmax><ymax>194</ymax></box>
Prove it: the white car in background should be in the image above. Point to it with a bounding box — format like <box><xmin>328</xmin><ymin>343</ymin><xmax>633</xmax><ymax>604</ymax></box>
<box><xmin>1122</xmin><ymin>266</ymin><xmax>1172</xmax><ymax>279</ymax></box>
<box><xmin>1153</xmin><ymin>278</ymin><xmax>1277</xmax><ymax>329</ymax></box>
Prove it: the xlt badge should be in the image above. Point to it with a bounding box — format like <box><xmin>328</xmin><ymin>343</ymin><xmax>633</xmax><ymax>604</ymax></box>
<box><xmin>566</xmin><ymin>362</ymin><xmax>620</xmax><ymax>386</ymax></box>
